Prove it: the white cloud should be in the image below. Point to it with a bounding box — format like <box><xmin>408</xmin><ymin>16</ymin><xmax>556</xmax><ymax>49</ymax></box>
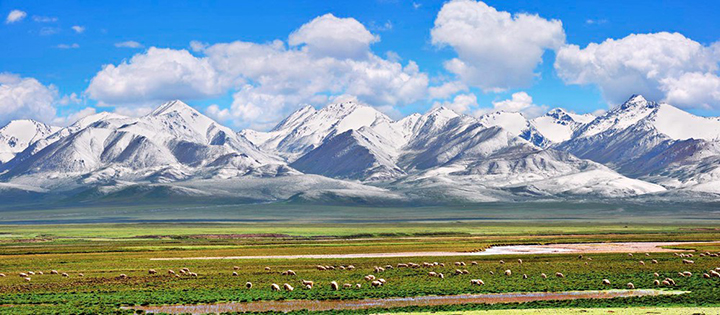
<box><xmin>90</xmin><ymin>15</ymin><xmax>429</xmax><ymax>130</ymax></box>
<box><xmin>52</xmin><ymin>107</ymin><xmax>96</xmax><ymax>126</ymax></box>
<box><xmin>56</xmin><ymin>43</ymin><xmax>79</xmax><ymax>49</ymax></box>
<box><xmin>475</xmin><ymin>91</ymin><xmax>548</xmax><ymax>118</ymax></box>
<box><xmin>0</xmin><ymin>73</ymin><xmax>57</xmax><ymax>124</ymax></box>
<box><xmin>39</xmin><ymin>27</ymin><xmax>59</xmax><ymax>35</ymax></box>
<box><xmin>432</xmin><ymin>93</ymin><xmax>477</xmax><ymax>113</ymax></box>
<box><xmin>114</xmin><ymin>41</ymin><xmax>143</xmax><ymax>48</ymax></box>
<box><xmin>86</xmin><ymin>47</ymin><xmax>231</xmax><ymax>107</ymax></box>
<box><xmin>71</xmin><ymin>25</ymin><xmax>85</xmax><ymax>33</ymax></box>
<box><xmin>428</xmin><ymin>81</ymin><xmax>468</xmax><ymax>99</ymax></box>
<box><xmin>33</xmin><ymin>15</ymin><xmax>57</xmax><ymax>23</ymax></box>
<box><xmin>5</xmin><ymin>10</ymin><xmax>26</xmax><ymax>24</ymax></box>
<box><xmin>288</xmin><ymin>13</ymin><xmax>379</xmax><ymax>59</ymax></box>
<box><xmin>555</xmin><ymin>32</ymin><xmax>720</xmax><ymax>109</ymax></box>
<box><xmin>431</xmin><ymin>0</ymin><xmax>565</xmax><ymax>91</ymax></box>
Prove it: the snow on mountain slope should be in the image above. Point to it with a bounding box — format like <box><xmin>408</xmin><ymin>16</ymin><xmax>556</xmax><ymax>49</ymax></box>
<box><xmin>291</xmin><ymin>127</ymin><xmax>404</xmax><ymax>181</ymax></box>
<box><xmin>0</xmin><ymin>120</ymin><xmax>60</xmax><ymax>163</ymax></box>
<box><xmin>1</xmin><ymin>100</ymin><xmax>287</xmax><ymax>184</ymax></box>
<box><xmin>531</xmin><ymin>109</ymin><xmax>594</xmax><ymax>143</ymax></box>
<box><xmin>239</xmin><ymin>101</ymin><xmax>391</xmax><ymax>161</ymax></box>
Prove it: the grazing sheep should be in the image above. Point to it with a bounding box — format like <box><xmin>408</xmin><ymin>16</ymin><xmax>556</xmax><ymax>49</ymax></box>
<box><xmin>179</xmin><ymin>270</ymin><xmax>187</xmax><ymax>275</ymax></box>
<box><xmin>189</xmin><ymin>272</ymin><xmax>198</xmax><ymax>277</ymax></box>
<box><xmin>283</xmin><ymin>283</ymin><xmax>294</xmax><ymax>291</ymax></box>
<box><xmin>27</xmin><ymin>271</ymin><xmax>34</xmax><ymax>275</ymax></box>
<box><xmin>471</xmin><ymin>261</ymin><xmax>478</xmax><ymax>266</ymax></box>
<box><xmin>61</xmin><ymin>273</ymin><xmax>69</xmax><ymax>277</ymax></box>
<box><xmin>384</xmin><ymin>265</ymin><xmax>393</xmax><ymax>270</ymax></box>
<box><xmin>168</xmin><ymin>270</ymin><xmax>175</xmax><ymax>275</ymax></box>
<box><xmin>653</xmin><ymin>279</ymin><xmax>661</xmax><ymax>286</ymax></box>
<box><xmin>522</xmin><ymin>274</ymin><xmax>528</xmax><ymax>279</ymax></box>
<box><xmin>24</xmin><ymin>277</ymin><xmax>31</xmax><ymax>282</ymax></box>
<box><xmin>428</xmin><ymin>272</ymin><xmax>438</xmax><ymax>277</ymax></box>
<box><xmin>265</xmin><ymin>267</ymin><xmax>271</xmax><ymax>271</ymax></box>
<box><xmin>148</xmin><ymin>269</ymin><xmax>157</xmax><ymax>274</ymax></box>
<box><xmin>470</xmin><ymin>279</ymin><xmax>484</xmax><ymax>286</ymax></box>
<box><xmin>462</xmin><ymin>269</ymin><xmax>469</xmax><ymax>274</ymax></box>
<box><xmin>626</xmin><ymin>282</ymin><xmax>635</xmax><ymax>289</ymax></box>
<box><xmin>330</xmin><ymin>281</ymin><xmax>339</xmax><ymax>291</ymax></box>
<box><xmin>374</xmin><ymin>266</ymin><xmax>385</xmax><ymax>273</ymax></box>
<box><xmin>438</xmin><ymin>273</ymin><xmax>445</xmax><ymax>279</ymax></box>
<box><xmin>50</xmin><ymin>270</ymin><xmax>59</xmax><ymax>275</ymax></box>
<box><xmin>397</xmin><ymin>263</ymin><xmax>408</xmax><ymax>268</ymax></box>
<box><xmin>454</xmin><ymin>269</ymin><xmax>463</xmax><ymax>275</ymax></box>
<box><xmin>645</xmin><ymin>253</ymin><xmax>650</xmax><ymax>256</ymax></box>
<box><xmin>78</xmin><ymin>273</ymin><xmax>84</xmax><ymax>277</ymax></box>
<box><xmin>175</xmin><ymin>274</ymin><xmax>181</xmax><ymax>278</ymax></box>
<box><xmin>454</xmin><ymin>262</ymin><xmax>462</xmax><ymax>266</ymax></box>
<box><xmin>347</xmin><ymin>265</ymin><xmax>355</xmax><ymax>270</ymax></box>
<box><xmin>282</xmin><ymin>270</ymin><xmax>296</xmax><ymax>276</ymax></box>
<box><xmin>356</xmin><ymin>283</ymin><xmax>362</xmax><ymax>288</ymax></box>
<box><xmin>703</xmin><ymin>273</ymin><xmax>711</xmax><ymax>278</ymax></box>
<box><xmin>489</xmin><ymin>271</ymin><xmax>495</xmax><ymax>275</ymax></box>
<box><xmin>628</xmin><ymin>253</ymin><xmax>633</xmax><ymax>257</ymax></box>
<box><xmin>37</xmin><ymin>271</ymin><xmax>43</xmax><ymax>275</ymax></box>
<box><xmin>652</xmin><ymin>259</ymin><xmax>658</xmax><ymax>264</ymax></box>
<box><xmin>246</xmin><ymin>282</ymin><xmax>252</xmax><ymax>289</ymax></box>
<box><xmin>118</xmin><ymin>274</ymin><xmax>128</xmax><ymax>279</ymax></box>
<box><xmin>710</xmin><ymin>270</ymin><xmax>720</xmax><ymax>278</ymax></box>
<box><xmin>683</xmin><ymin>271</ymin><xmax>692</xmax><ymax>277</ymax></box>
<box><xmin>378</xmin><ymin>278</ymin><xmax>386</xmax><ymax>284</ymax></box>
<box><xmin>371</xmin><ymin>280</ymin><xmax>382</xmax><ymax>287</ymax></box>
<box><xmin>499</xmin><ymin>260</ymin><xmax>505</xmax><ymax>264</ymax></box>
<box><xmin>233</xmin><ymin>266</ymin><xmax>240</xmax><ymax>270</ymax></box>
<box><xmin>364</xmin><ymin>275</ymin><xmax>376</xmax><ymax>281</ymax></box>
<box><xmin>661</xmin><ymin>280</ymin><xmax>671</xmax><ymax>286</ymax></box>
<box><xmin>555</xmin><ymin>272</ymin><xmax>565</xmax><ymax>278</ymax></box>
<box><xmin>339</xmin><ymin>266</ymin><xmax>346</xmax><ymax>270</ymax></box>
<box><xmin>439</xmin><ymin>263</ymin><xmax>446</xmax><ymax>267</ymax></box>
<box><xmin>232</xmin><ymin>272</ymin><xmax>238</xmax><ymax>276</ymax></box>
<box><xmin>665</xmin><ymin>278</ymin><xmax>676</xmax><ymax>286</ymax></box>
<box><xmin>301</xmin><ymin>280</ymin><xmax>314</xmax><ymax>287</ymax></box>
<box><xmin>587</xmin><ymin>257</ymin><xmax>593</xmax><ymax>261</ymax></box>
<box><xmin>677</xmin><ymin>272</ymin><xmax>685</xmax><ymax>277</ymax></box>
<box><xmin>653</xmin><ymin>272</ymin><xmax>660</xmax><ymax>277</ymax></box>
<box><xmin>541</xmin><ymin>273</ymin><xmax>547</xmax><ymax>279</ymax></box>
<box><xmin>181</xmin><ymin>268</ymin><xmax>190</xmax><ymax>273</ymax></box>
<box><xmin>316</xmin><ymin>265</ymin><xmax>326</xmax><ymax>271</ymax></box>
<box><xmin>271</xmin><ymin>283</ymin><xmax>280</xmax><ymax>291</ymax></box>
<box><xmin>578</xmin><ymin>255</ymin><xmax>583</xmax><ymax>259</ymax></box>
<box><xmin>0</xmin><ymin>273</ymin><xmax>5</xmax><ymax>277</ymax></box>
<box><xmin>504</xmin><ymin>269</ymin><xmax>512</xmax><ymax>276</ymax></box>
<box><xmin>639</xmin><ymin>261</ymin><xmax>645</xmax><ymax>266</ymax></box>
<box><xmin>518</xmin><ymin>259</ymin><xmax>523</xmax><ymax>264</ymax></box>
<box><xmin>343</xmin><ymin>283</ymin><xmax>352</xmax><ymax>289</ymax></box>
<box><xmin>682</xmin><ymin>259</ymin><xmax>694</xmax><ymax>264</ymax></box>
<box><xmin>602</xmin><ymin>279</ymin><xmax>611</xmax><ymax>285</ymax></box>
<box><xmin>19</xmin><ymin>273</ymin><xmax>28</xmax><ymax>277</ymax></box>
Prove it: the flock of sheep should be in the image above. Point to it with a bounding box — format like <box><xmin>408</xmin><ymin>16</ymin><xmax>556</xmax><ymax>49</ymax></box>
<box><xmin>4</xmin><ymin>251</ymin><xmax>719</xmax><ymax>292</ymax></box>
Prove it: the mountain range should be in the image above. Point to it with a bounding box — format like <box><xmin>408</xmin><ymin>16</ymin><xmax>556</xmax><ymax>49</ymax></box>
<box><xmin>1</xmin><ymin>94</ymin><xmax>719</xmax><ymax>206</ymax></box>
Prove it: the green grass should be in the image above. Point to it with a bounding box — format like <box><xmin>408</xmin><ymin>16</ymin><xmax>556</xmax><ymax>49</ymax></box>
<box><xmin>0</xmin><ymin>222</ymin><xmax>719</xmax><ymax>314</ymax></box>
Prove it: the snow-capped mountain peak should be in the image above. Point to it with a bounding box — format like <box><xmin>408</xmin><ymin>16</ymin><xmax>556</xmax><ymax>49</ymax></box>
<box><xmin>0</xmin><ymin>119</ymin><xmax>60</xmax><ymax>163</ymax></box>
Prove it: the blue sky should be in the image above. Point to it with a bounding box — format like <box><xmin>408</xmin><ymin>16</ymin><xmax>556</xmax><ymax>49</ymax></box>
<box><xmin>1</xmin><ymin>0</ymin><xmax>719</xmax><ymax>129</ymax></box>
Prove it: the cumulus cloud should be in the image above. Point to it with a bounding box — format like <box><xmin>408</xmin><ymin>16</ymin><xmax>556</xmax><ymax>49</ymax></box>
<box><xmin>428</xmin><ymin>81</ymin><xmax>468</xmax><ymax>99</ymax></box>
<box><xmin>475</xmin><ymin>91</ymin><xmax>548</xmax><ymax>118</ymax></box>
<box><xmin>555</xmin><ymin>32</ymin><xmax>720</xmax><ymax>109</ymax></box>
<box><xmin>89</xmin><ymin>15</ymin><xmax>429</xmax><ymax>130</ymax></box>
<box><xmin>5</xmin><ymin>10</ymin><xmax>26</xmax><ymax>24</ymax></box>
<box><xmin>71</xmin><ymin>25</ymin><xmax>85</xmax><ymax>33</ymax></box>
<box><xmin>431</xmin><ymin>0</ymin><xmax>565</xmax><ymax>91</ymax></box>
<box><xmin>86</xmin><ymin>47</ymin><xmax>231</xmax><ymax>107</ymax></box>
<box><xmin>115</xmin><ymin>41</ymin><xmax>143</xmax><ymax>48</ymax></box>
<box><xmin>52</xmin><ymin>107</ymin><xmax>96</xmax><ymax>126</ymax></box>
<box><xmin>432</xmin><ymin>93</ymin><xmax>477</xmax><ymax>114</ymax></box>
<box><xmin>0</xmin><ymin>73</ymin><xmax>58</xmax><ymax>125</ymax></box>
<box><xmin>288</xmin><ymin>13</ymin><xmax>379</xmax><ymax>59</ymax></box>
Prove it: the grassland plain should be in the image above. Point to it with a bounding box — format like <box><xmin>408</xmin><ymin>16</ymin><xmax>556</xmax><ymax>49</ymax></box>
<box><xmin>0</xmin><ymin>223</ymin><xmax>718</xmax><ymax>314</ymax></box>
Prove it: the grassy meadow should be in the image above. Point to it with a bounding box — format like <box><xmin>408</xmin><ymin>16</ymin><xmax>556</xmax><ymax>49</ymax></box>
<box><xmin>0</xmin><ymin>221</ymin><xmax>718</xmax><ymax>314</ymax></box>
